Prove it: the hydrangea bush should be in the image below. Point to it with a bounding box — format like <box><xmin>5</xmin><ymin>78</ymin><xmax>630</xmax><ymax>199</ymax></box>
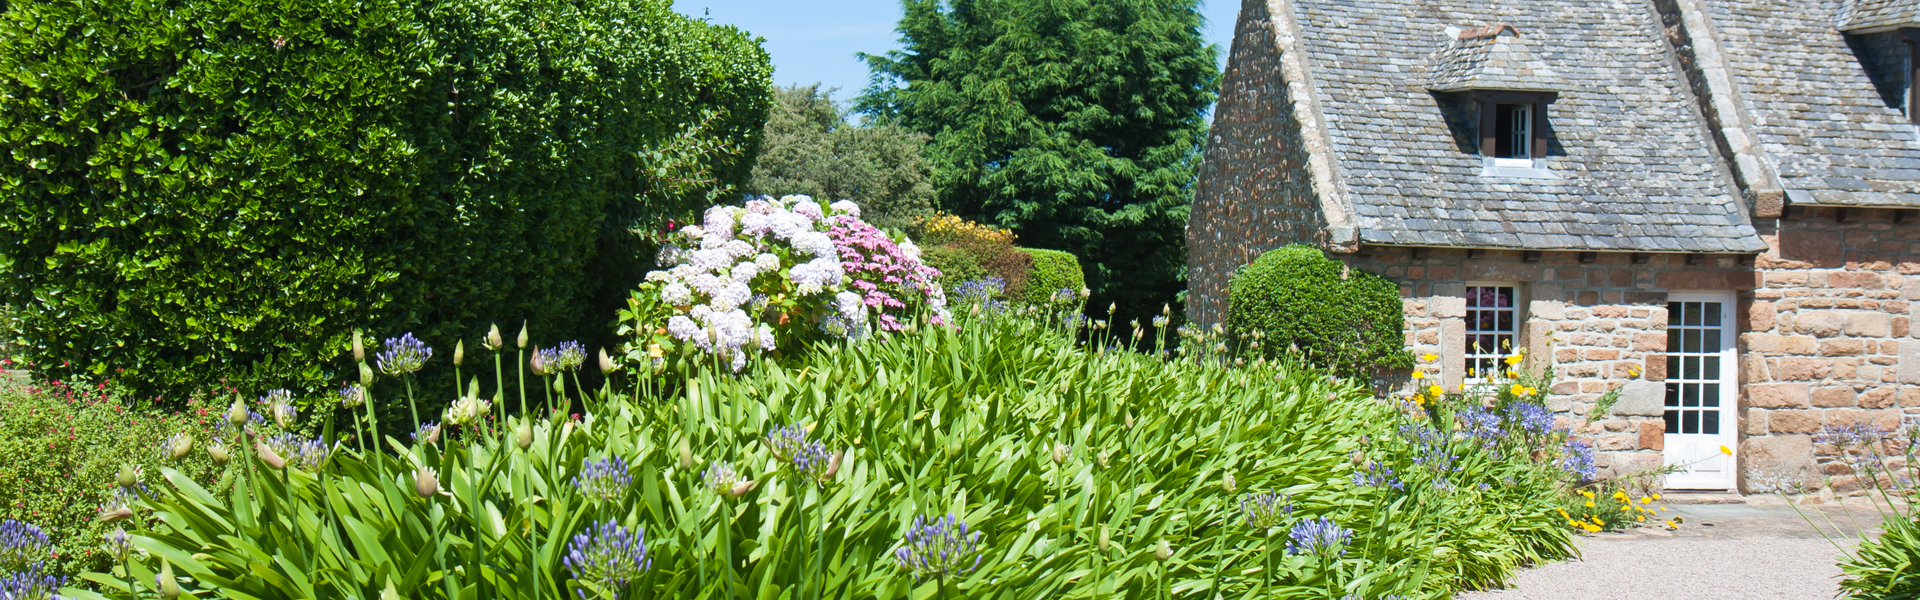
<box><xmin>629</xmin><ymin>195</ymin><xmax>946</xmax><ymax>371</ymax></box>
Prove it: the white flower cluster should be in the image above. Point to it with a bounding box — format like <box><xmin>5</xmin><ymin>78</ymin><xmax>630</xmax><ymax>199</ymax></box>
<box><xmin>646</xmin><ymin>195</ymin><xmax>868</xmax><ymax>371</ymax></box>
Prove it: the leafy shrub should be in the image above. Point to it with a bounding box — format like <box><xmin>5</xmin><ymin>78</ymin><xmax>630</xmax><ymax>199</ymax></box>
<box><xmin>915</xmin><ymin>212</ymin><xmax>1032</xmax><ymax>296</ymax></box>
<box><xmin>749</xmin><ymin>85</ymin><xmax>936</xmax><ymax>230</ymax></box>
<box><xmin>1022</xmin><ymin>248</ymin><xmax>1087</xmax><ymax>306</ymax></box>
<box><xmin>80</xmin><ymin>306</ymin><xmax>1581</xmax><ymax>599</ymax></box>
<box><xmin>0</xmin><ymin>376</ymin><xmax>229</xmax><ymax>579</ymax></box>
<box><xmin>0</xmin><ymin>0</ymin><xmax>773</xmax><ymax>401</ymax></box>
<box><xmin>630</xmin><ymin>196</ymin><xmax>946</xmax><ymax>372</ymax></box>
<box><xmin>1226</xmin><ymin>245</ymin><xmax>1413</xmax><ymax>378</ymax></box>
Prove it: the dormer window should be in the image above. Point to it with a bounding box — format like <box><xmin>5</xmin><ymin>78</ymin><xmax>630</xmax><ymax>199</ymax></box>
<box><xmin>1423</xmin><ymin>23</ymin><xmax>1564</xmax><ymax>179</ymax></box>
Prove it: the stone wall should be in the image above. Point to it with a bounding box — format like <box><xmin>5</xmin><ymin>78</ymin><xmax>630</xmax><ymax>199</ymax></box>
<box><xmin>1336</xmin><ymin>247</ymin><xmax>1760</xmax><ymax>483</ymax></box>
<box><xmin>1742</xmin><ymin>208</ymin><xmax>1920</xmax><ymax>496</ymax></box>
<box><xmin>1184</xmin><ymin>0</ymin><xmax>1325</xmax><ymax>326</ymax></box>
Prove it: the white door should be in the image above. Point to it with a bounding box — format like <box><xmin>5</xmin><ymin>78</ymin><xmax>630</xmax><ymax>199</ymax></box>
<box><xmin>1663</xmin><ymin>292</ymin><xmax>1738</xmax><ymax>490</ymax></box>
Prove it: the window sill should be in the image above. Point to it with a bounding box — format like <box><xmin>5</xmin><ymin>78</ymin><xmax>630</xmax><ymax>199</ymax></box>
<box><xmin>1478</xmin><ymin>161</ymin><xmax>1559</xmax><ymax>180</ymax></box>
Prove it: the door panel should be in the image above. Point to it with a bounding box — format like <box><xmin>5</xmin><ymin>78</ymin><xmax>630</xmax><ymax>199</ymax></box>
<box><xmin>1663</xmin><ymin>293</ymin><xmax>1737</xmax><ymax>490</ymax></box>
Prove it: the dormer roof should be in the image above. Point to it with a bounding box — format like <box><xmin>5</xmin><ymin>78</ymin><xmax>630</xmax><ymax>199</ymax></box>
<box><xmin>1424</xmin><ymin>23</ymin><xmax>1567</xmax><ymax>93</ymax></box>
<box><xmin>1837</xmin><ymin>0</ymin><xmax>1920</xmax><ymax>34</ymax></box>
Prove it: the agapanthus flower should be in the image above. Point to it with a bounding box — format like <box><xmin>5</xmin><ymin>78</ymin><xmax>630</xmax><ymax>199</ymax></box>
<box><xmin>412</xmin><ymin>421</ymin><xmax>442</xmax><ymax>445</ymax></box>
<box><xmin>290</xmin><ymin>438</ymin><xmax>336</xmax><ymax>472</ymax></box>
<box><xmin>0</xmin><ymin>519</ymin><xmax>51</xmax><ymax>572</ymax></box>
<box><xmin>377</xmin><ymin>333</ymin><xmax>433</xmax><ymax>375</ymax></box>
<box><xmin>565</xmin><ymin>521</ymin><xmax>651</xmax><ymax>598</ymax></box>
<box><xmin>552</xmin><ymin>341</ymin><xmax>587</xmax><ymax>373</ymax></box>
<box><xmin>573</xmin><ymin>457</ymin><xmax>632</xmax><ymax>504</ymax></box>
<box><xmin>1504</xmin><ymin>402</ymin><xmax>1556</xmax><ymax>437</ymax></box>
<box><xmin>703</xmin><ymin>461</ymin><xmax>740</xmax><ymax>495</ymax></box>
<box><xmin>338</xmin><ymin>383</ymin><xmax>367</xmax><ymax>408</ymax></box>
<box><xmin>1285</xmin><ymin>516</ymin><xmax>1353</xmax><ymax>558</ymax></box>
<box><xmin>261</xmin><ymin>433</ymin><xmax>304</xmax><ymax>465</ymax></box>
<box><xmin>161</xmin><ymin>432</ymin><xmax>193</xmax><ymax>461</ymax></box>
<box><xmin>444</xmin><ymin>396</ymin><xmax>493</xmax><ymax>427</ymax></box>
<box><xmin>102</xmin><ymin>527</ymin><xmax>131</xmax><ymax>563</ymax></box>
<box><xmin>0</xmin><ymin>563</ymin><xmax>62</xmax><ymax>600</ymax></box>
<box><xmin>1560</xmin><ymin>439</ymin><xmax>1598</xmax><ymax>480</ymax></box>
<box><xmin>765</xmin><ymin>424</ymin><xmax>808</xmax><ymax>463</ymax></box>
<box><xmin>264</xmin><ymin>389</ymin><xmax>297</xmax><ymax>428</ymax></box>
<box><xmin>792</xmin><ymin>441</ymin><xmax>837</xmax><ymax>486</ymax></box>
<box><xmin>893</xmin><ymin>514</ymin><xmax>985</xmax><ymax>582</ymax></box>
<box><xmin>1455</xmin><ymin>405</ymin><xmax>1504</xmax><ymax>449</ymax></box>
<box><xmin>1351</xmin><ymin>461</ymin><xmax>1403</xmax><ymax>491</ymax></box>
<box><xmin>96</xmin><ymin>487</ymin><xmax>138</xmax><ymax>523</ymax></box>
<box><xmin>1241</xmin><ymin>491</ymin><xmax>1292</xmax><ymax>530</ymax></box>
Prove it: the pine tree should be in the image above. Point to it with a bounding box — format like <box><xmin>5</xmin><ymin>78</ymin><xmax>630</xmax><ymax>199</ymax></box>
<box><xmin>858</xmin><ymin>0</ymin><xmax>1218</xmax><ymax>319</ymax></box>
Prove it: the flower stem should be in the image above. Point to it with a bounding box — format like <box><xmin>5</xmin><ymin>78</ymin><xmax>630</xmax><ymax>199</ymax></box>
<box><xmin>517</xmin><ymin>348</ymin><xmax>527</xmax><ymax>418</ymax></box>
<box><xmin>404</xmin><ymin>376</ymin><xmax>421</xmax><ymax>432</ymax></box>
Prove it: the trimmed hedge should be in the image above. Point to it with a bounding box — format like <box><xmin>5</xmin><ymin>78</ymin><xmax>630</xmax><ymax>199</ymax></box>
<box><xmin>1020</xmin><ymin>248</ymin><xmax>1086</xmax><ymax>305</ymax></box>
<box><xmin>0</xmin><ymin>0</ymin><xmax>772</xmax><ymax>401</ymax></box>
<box><xmin>1226</xmin><ymin>244</ymin><xmax>1412</xmax><ymax>378</ymax></box>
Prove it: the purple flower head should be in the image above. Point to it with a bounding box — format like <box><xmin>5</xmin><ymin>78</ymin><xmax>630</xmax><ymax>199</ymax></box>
<box><xmin>0</xmin><ymin>563</ymin><xmax>62</xmax><ymax>600</ymax></box>
<box><xmin>293</xmin><ymin>438</ymin><xmax>336</xmax><ymax>471</ymax></box>
<box><xmin>338</xmin><ymin>383</ymin><xmax>367</xmax><ymax>408</ymax></box>
<box><xmin>564</xmin><ymin>520</ymin><xmax>651</xmax><ymax>598</ymax></box>
<box><xmin>0</xmin><ymin>519</ymin><xmax>51</xmax><ymax>572</ymax></box>
<box><xmin>1560</xmin><ymin>439</ymin><xmax>1598</xmax><ymax>480</ymax></box>
<box><xmin>765</xmin><ymin>424</ymin><xmax>808</xmax><ymax>463</ymax></box>
<box><xmin>552</xmin><ymin>341</ymin><xmax>587</xmax><ymax>373</ymax></box>
<box><xmin>1503</xmin><ymin>402</ymin><xmax>1557</xmax><ymax>437</ymax></box>
<box><xmin>792</xmin><ymin>441</ymin><xmax>836</xmax><ymax>486</ymax></box>
<box><xmin>703</xmin><ymin>461</ymin><xmax>740</xmax><ymax>495</ymax></box>
<box><xmin>264</xmin><ymin>389</ymin><xmax>297</xmax><ymax>428</ymax></box>
<box><xmin>573</xmin><ymin>457</ymin><xmax>633</xmax><ymax>504</ymax></box>
<box><xmin>377</xmin><ymin>333</ymin><xmax>433</xmax><ymax>375</ymax></box>
<box><xmin>1285</xmin><ymin>516</ymin><xmax>1353</xmax><ymax>558</ymax></box>
<box><xmin>1241</xmin><ymin>491</ymin><xmax>1293</xmax><ymax>530</ymax></box>
<box><xmin>1455</xmin><ymin>405</ymin><xmax>1504</xmax><ymax>449</ymax></box>
<box><xmin>893</xmin><ymin>514</ymin><xmax>985</xmax><ymax>582</ymax></box>
<box><xmin>411</xmin><ymin>421</ymin><xmax>441</xmax><ymax>445</ymax></box>
<box><xmin>1351</xmin><ymin>461</ymin><xmax>1404</xmax><ymax>491</ymax></box>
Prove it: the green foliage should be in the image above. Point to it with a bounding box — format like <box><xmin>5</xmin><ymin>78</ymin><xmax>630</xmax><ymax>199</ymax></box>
<box><xmin>920</xmin><ymin>246</ymin><xmax>989</xmax><ymax>289</ymax></box>
<box><xmin>749</xmin><ymin>85</ymin><xmax>936</xmax><ymax>230</ymax></box>
<box><xmin>858</xmin><ymin>0</ymin><xmax>1220</xmax><ymax>321</ymax></box>
<box><xmin>1226</xmin><ymin>245</ymin><xmax>1413</xmax><ymax>378</ymax></box>
<box><xmin>0</xmin><ymin>0</ymin><xmax>773</xmax><ymax>402</ymax></box>
<box><xmin>1022</xmin><ymin>249</ymin><xmax>1088</xmax><ymax>306</ymax></box>
<box><xmin>0</xmin><ymin>376</ymin><xmax>229</xmax><ymax>578</ymax></box>
<box><xmin>913</xmin><ymin>212</ymin><xmax>1033</xmax><ymax>296</ymax></box>
<box><xmin>1808</xmin><ymin>425</ymin><xmax>1920</xmax><ymax>597</ymax></box>
<box><xmin>78</xmin><ymin>309</ymin><xmax>1578</xmax><ymax>599</ymax></box>
<box><xmin>0</xmin><ymin>304</ymin><xmax>17</xmax><ymax>361</ymax></box>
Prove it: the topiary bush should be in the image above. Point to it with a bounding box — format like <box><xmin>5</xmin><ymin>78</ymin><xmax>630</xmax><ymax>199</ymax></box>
<box><xmin>0</xmin><ymin>0</ymin><xmax>772</xmax><ymax>403</ymax></box>
<box><xmin>1021</xmin><ymin>248</ymin><xmax>1087</xmax><ymax>306</ymax></box>
<box><xmin>1226</xmin><ymin>244</ymin><xmax>1412</xmax><ymax>378</ymax></box>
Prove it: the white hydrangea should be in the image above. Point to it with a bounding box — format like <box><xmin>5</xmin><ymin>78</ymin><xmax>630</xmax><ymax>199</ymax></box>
<box><xmin>789</xmin><ymin>196</ymin><xmax>823</xmax><ymax>221</ymax></box>
<box><xmin>793</xmin><ymin>231</ymin><xmax>836</xmax><ymax>259</ymax></box>
<box><xmin>704</xmin><ymin>205</ymin><xmax>738</xmax><ymax>240</ymax></box>
<box><xmin>661</xmin><ymin>282</ymin><xmax>692</xmax><ymax>306</ymax></box>
<box><xmin>898</xmin><ymin>238</ymin><xmax>922</xmax><ymax>263</ymax></box>
<box><xmin>829</xmin><ymin>200</ymin><xmax>861</xmax><ymax>218</ymax></box>
<box><xmin>755</xmin><ymin>253</ymin><xmax>781</xmax><ymax>272</ymax></box>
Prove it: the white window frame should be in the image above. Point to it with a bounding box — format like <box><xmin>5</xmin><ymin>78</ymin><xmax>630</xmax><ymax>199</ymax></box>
<box><xmin>1463</xmin><ymin>283</ymin><xmax>1525</xmax><ymax>383</ymax></box>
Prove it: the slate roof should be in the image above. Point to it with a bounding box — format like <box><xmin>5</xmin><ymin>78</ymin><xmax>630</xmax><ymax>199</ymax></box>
<box><xmin>1702</xmin><ymin>0</ymin><xmax>1920</xmax><ymax>207</ymax></box>
<box><xmin>1837</xmin><ymin>0</ymin><xmax>1920</xmax><ymax>33</ymax></box>
<box><xmin>1286</xmin><ymin>0</ymin><xmax>1766</xmax><ymax>252</ymax></box>
<box><xmin>1424</xmin><ymin>24</ymin><xmax>1566</xmax><ymax>93</ymax></box>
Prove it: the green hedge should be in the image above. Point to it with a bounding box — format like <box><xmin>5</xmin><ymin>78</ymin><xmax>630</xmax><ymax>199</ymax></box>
<box><xmin>1226</xmin><ymin>244</ymin><xmax>1412</xmax><ymax>378</ymax></box>
<box><xmin>0</xmin><ymin>0</ymin><xmax>772</xmax><ymax>401</ymax></box>
<box><xmin>1020</xmin><ymin>248</ymin><xmax>1086</xmax><ymax>305</ymax></box>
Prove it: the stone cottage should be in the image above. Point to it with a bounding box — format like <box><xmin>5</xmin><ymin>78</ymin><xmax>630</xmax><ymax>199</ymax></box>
<box><xmin>1187</xmin><ymin>0</ymin><xmax>1920</xmax><ymax>496</ymax></box>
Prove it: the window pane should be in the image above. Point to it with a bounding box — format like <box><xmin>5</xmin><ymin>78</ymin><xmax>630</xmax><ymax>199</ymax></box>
<box><xmin>1498</xmin><ymin>310</ymin><xmax>1514</xmax><ymax>331</ymax></box>
<box><xmin>1686</xmin><ymin>302</ymin><xmax>1702</xmax><ymax>326</ymax></box>
<box><xmin>1494</xmin><ymin>104</ymin><xmax>1520</xmax><ymax>158</ymax></box>
<box><xmin>1496</xmin><ymin>287</ymin><xmax>1514</xmax><ymax>308</ymax></box>
<box><xmin>1667</xmin><ymin>355</ymin><xmax>1679</xmax><ymax>379</ymax></box>
<box><xmin>1466</xmin><ymin>290</ymin><xmax>1482</xmax><ymax>308</ymax></box>
<box><xmin>1682</xmin><ymin>383</ymin><xmax>1699</xmax><ymax>407</ymax></box>
<box><xmin>1665</xmin><ymin>411</ymin><xmax>1680</xmax><ymax>433</ymax></box>
<box><xmin>1703</xmin><ymin>411</ymin><xmax>1719</xmax><ymax>435</ymax></box>
<box><xmin>1705</xmin><ymin>302</ymin><xmax>1722</xmax><ymax>326</ymax></box>
<box><xmin>1665</xmin><ymin>383</ymin><xmax>1680</xmax><ymax>407</ymax></box>
<box><xmin>1684</xmin><ymin>356</ymin><xmax>1699</xmax><ymax>380</ymax></box>
<box><xmin>1704</xmin><ymin>329</ymin><xmax>1722</xmax><ymax>353</ymax></box>
<box><xmin>1702</xmin><ymin>383</ymin><xmax>1720</xmax><ymax>407</ymax></box>
<box><xmin>1684</xmin><ymin>329</ymin><xmax>1700</xmax><ymax>353</ymax></box>
<box><xmin>1668</xmin><ymin>329</ymin><xmax>1680</xmax><ymax>353</ymax></box>
<box><xmin>1683</xmin><ymin>410</ymin><xmax>1699</xmax><ymax>434</ymax></box>
<box><xmin>1668</xmin><ymin>302</ymin><xmax>1682</xmax><ymax>325</ymax></box>
<box><xmin>1703</xmin><ymin>356</ymin><xmax>1720</xmax><ymax>378</ymax></box>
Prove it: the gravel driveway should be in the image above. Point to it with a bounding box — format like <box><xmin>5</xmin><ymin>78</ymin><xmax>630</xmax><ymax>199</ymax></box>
<box><xmin>1456</xmin><ymin>499</ymin><xmax>1887</xmax><ymax>600</ymax></box>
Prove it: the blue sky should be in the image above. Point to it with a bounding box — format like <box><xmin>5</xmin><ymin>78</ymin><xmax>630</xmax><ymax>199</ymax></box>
<box><xmin>673</xmin><ymin>0</ymin><xmax>1241</xmax><ymax>106</ymax></box>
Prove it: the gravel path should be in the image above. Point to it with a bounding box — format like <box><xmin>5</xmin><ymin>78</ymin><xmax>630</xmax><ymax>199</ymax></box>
<box><xmin>1456</xmin><ymin>500</ymin><xmax>1885</xmax><ymax>600</ymax></box>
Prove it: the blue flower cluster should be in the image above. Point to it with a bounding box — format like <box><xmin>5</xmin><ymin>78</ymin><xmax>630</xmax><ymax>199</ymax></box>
<box><xmin>1455</xmin><ymin>405</ymin><xmax>1504</xmax><ymax>450</ymax></box>
<box><xmin>564</xmin><ymin>520</ymin><xmax>651</xmax><ymax>598</ymax></box>
<box><xmin>0</xmin><ymin>564</ymin><xmax>61</xmax><ymax>600</ymax></box>
<box><xmin>1241</xmin><ymin>491</ymin><xmax>1293</xmax><ymax>530</ymax></box>
<box><xmin>574</xmin><ymin>457</ymin><xmax>633</xmax><ymax>504</ymax></box>
<box><xmin>1503</xmin><ymin>402</ymin><xmax>1557</xmax><ymax>438</ymax></box>
<box><xmin>951</xmin><ymin>278</ymin><xmax>1009</xmax><ymax>314</ymax></box>
<box><xmin>1285</xmin><ymin>516</ymin><xmax>1353</xmax><ymax>558</ymax></box>
<box><xmin>1560</xmin><ymin>439</ymin><xmax>1598</xmax><ymax>480</ymax></box>
<box><xmin>377</xmin><ymin>333</ymin><xmax>433</xmax><ymax>375</ymax></box>
<box><xmin>893</xmin><ymin>514</ymin><xmax>985</xmax><ymax>582</ymax></box>
<box><xmin>0</xmin><ymin>519</ymin><xmax>58</xmax><ymax>600</ymax></box>
<box><xmin>1351</xmin><ymin>461</ymin><xmax>1404</xmax><ymax>491</ymax></box>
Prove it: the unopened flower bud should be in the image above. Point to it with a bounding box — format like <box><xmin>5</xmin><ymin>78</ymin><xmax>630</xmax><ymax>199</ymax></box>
<box><xmin>118</xmin><ymin>464</ymin><xmax>140</xmax><ymax>489</ymax></box>
<box><xmin>823</xmin><ymin>451</ymin><xmax>842</xmax><ymax>481</ymax></box>
<box><xmin>1096</xmin><ymin>451</ymin><xmax>1109</xmax><ymax>469</ymax></box>
<box><xmin>255</xmin><ymin>440</ymin><xmax>285</xmax><ymax>470</ymax></box>
<box><xmin>598</xmin><ymin>348</ymin><xmax>617</xmax><ymax>374</ymax></box>
<box><xmin>516</xmin><ymin>321</ymin><xmax>529</xmax><ymax>349</ymax></box>
<box><xmin>1098</xmin><ymin>525</ymin><xmax>1109</xmax><ymax>551</ymax></box>
<box><xmin>168</xmin><ymin>434</ymin><xmax>193</xmax><ymax>461</ymax></box>
<box><xmin>359</xmin><ymin>362</ymin><xmax>374</xmax><ymax>387</ymax></box>
<box><xmin>208</xmin><ymin>441</ymin><xmax>231</xmax><ymax>466</ymax></box>
<box><xmin>157</xmin><ymin>560</ymin><xmax>181</xmax><ymax>599</ymax></box>
<box><xmin>486</xmin><ymin>323</ymin><xmax>503</xmax><ymax>350</ymax></box>
<box><xmin>1156</xmin><ymin>539</ymin><xmax>1172</xmax><ymax>562</ymax></box>
<box><xmin>1124</xmin><ymin>412</ymin><xmax>1135</xmax><ymax>429</ymax></box>
<box><xmin>352</xmin><ymin>331</ymin><xmax>365</xmax><ymax>362</ymax></box>
<box><xmin>728</xmin><ymin>480</ymin><xmax>757</xmax><ymax>498</ymax></box>
<box><xmin>97</xmin><ymin>507</ymin><xmax>134</xmax><ymax>523</ymax></box>
<box><xmin>515</xmin><ymin>422</ymin><xmax>533</xmax><ymax>450</ymax></box>
<box><xmin>227</xmin><ymin>400</ymin><xmax>249</xmax><ymax>428</ymax></box>
<box><xmin>453</xmin><ymin>340</ymin><xmax>465</xmax><ymax>366</ymax></box>
<box><xmin>677</xmin><ymin>439</ymin><xmax>693</xmax><ymax>470</ymax></box>
<box><xmin>414</xmin><ymin>467</ymin><xmax>440</xmax><ymax>498</ymax></box>
<box><xmin>1221</xmin><ymin>472</ymin><xmax>1237</xmax><ymax>494</ymax></box>
<box><xmin>467</xmin><ymin>376</ymin><xmax>480</xmax><ymax>400</ymax></box>
<box><xmin>1107</xmin><ymin>303</ymin><xmax>1116</xmax><ymax>316</ymax></box>
<box><xmin>552</xmin><ymin>377</ymin><xmax>565</xmax><ymax>394</ymax></box>
<box><xmin>1051</xmin><ymin>443</ymin><xmax>1068</xmax><ymax>465</ymax></box>
<box><xmin>1078</xmin><ymin>287</ymin><xmax>1090</xmax><ymax>298</ymax></box>
<box><xmin>529</xmin><ymin>348</ymin><xmax>548</xmax><ymax>376</ymax></box>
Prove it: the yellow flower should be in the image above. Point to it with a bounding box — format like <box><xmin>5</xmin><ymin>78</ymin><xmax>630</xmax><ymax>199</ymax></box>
<box><xmin>1504</xmin><ymin>353</ymin><xmax>1524</xmax><ymax>366</ymax></box>
<box><xmin>1640</xmin><ymin>496</ymin><xmax>1652</xmax><ymax>504</ymax></box>
<box><xmin>1719</xmin><ymin>445</ymin><xmax>1732</xmax><ymax>456</ymax></box>
<box><xmin>1585</xmin><ymin>501</ymin><xmax>1595</xmax><ymax>508</ymax></box>
<box><xmin>1511</xmin><ymin>384</ymin><xmax>1527</xmax><ymax>395</ymax></box>
<box><xmin>1412</xmin><ymin>371</ymin><xmax>1425</xmax><ymax>380</ymax></box>
<box><xmin>1505</xmin><ymin>370</ymin><xmax>1518</xmax><ymax>379</ymax></box>
<box><xmin>1428</xmin><ymin>385</ymin><xmax>1444</xmax><ymax>398</ymax></box>
<box><xmin>1652</xmin><ymin>494</ymin><xmax>1661</xmax><ymax>501</ymax></box>
<box><xmin>1580</xmin><ymin>490</ymin><xmax>1594</xmax><ymax>498</ymax></box>
<box><xmin>1422</xmin><ymin>353</ymin><xmax>1438</xmax><ymax>363</ymax></box>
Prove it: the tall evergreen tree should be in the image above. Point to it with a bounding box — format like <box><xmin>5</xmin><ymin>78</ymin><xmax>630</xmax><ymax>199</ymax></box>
<box><xmin>859</xmin><ymin>0</ymin><xmax>1218</xmax><ymax>319</ymax></box>
<box><xmin>751</xmin><ymin>85</ymin><xmax>935</xmax><ymax>230</ymax></box>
